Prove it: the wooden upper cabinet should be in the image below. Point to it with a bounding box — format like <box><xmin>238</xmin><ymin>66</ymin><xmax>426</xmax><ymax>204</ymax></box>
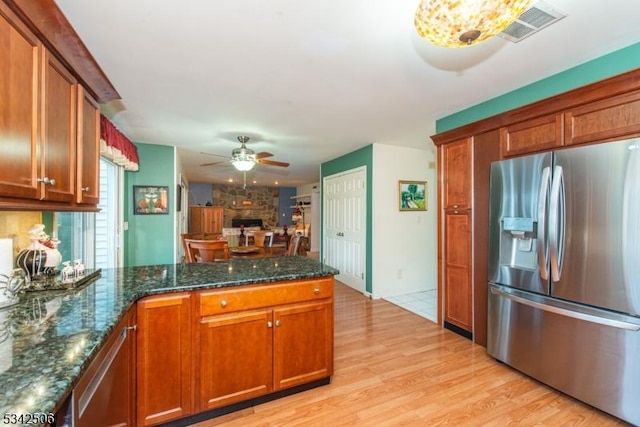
<box><xmin>443</xmin><ymin>137</ymin><xmax>472</xmax><ymax>209</ymax></box>
<box><xmin>41</xmin><ymin>48</ymin><xmax>76</xmax><ymax>202</ymax></box>
<box><xmin>76</xmin><ymin>85</ymin><xmax>100</xmax><ymax>205</ymax></box>
<box><xmin>0</xmin><ymin>3</ymin><xmax>40</xmax><ymax>199</ymax></box>
<box><xmin>501</xmin><ymin>113</ymin><xmax>563</xmax><ymax>158</ymax></box>
<box><xmin>565</xmin><ymin>90</ymin><xmax>640</xmax><ymax>146</ymax></box>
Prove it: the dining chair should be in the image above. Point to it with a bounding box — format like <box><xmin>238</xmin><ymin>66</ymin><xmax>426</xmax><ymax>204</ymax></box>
<box><xmin>184</xmin><ymin>239</ymin><xmax>229</xmax><ymax>263</ymax></box>
<box><xmin>245</xmin><ymin>231</ymin><xmax>274</xmax><ymax>247</ymax></box>
<box><xmin>286</xmin><ymin>234</ymin><xmax>302</xmax><ymax>256</ymax></box>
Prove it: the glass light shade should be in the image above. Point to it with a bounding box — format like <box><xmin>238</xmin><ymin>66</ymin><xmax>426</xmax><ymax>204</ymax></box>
<box><xmin>414</xmin><ymin>0</ymin><xmax>533</xmax><ymax>48</ymax></box>
<box><xmin>231</xmin><ymin>158</ymin><xmax>255</xmax><ymax>171</ymax></box>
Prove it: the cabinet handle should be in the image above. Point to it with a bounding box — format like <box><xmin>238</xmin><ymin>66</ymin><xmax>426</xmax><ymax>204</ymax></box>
<box><xmin>275</xmin><ymin>320</ymin><xmax>281</xmax><ymax>327</ymax></box>
<box><xmin>82</xmin><ymin>186</ymin><xmax>90</xmax><ymax>192</ymax></box>
<box><xmin>37</xmin><ymin>177</ymin><xmax>56</xmax><ymax>186</ymax></box>
<box><xmin>267</xmin><ymin>321</ymin><xmax>273</xmax><ymax>328</ymax></box>
<box><xmin>125</xmin><ymin>325</ymin><xmax>137</xmax><ymax>331</ymax></box>
<box><xmin>452</xmin><ymin>204</ymin><xmax>459</xmax><ymax>208</ymax></box>
<box><xmin>314</xmin><ymin>288</ymin><xmax>320</xmax><ymax>294</ymax></box>
<box><xmin>220</xmin><ymin>300</ymin><xmax>228</xmax><ymax>308</ymax></box>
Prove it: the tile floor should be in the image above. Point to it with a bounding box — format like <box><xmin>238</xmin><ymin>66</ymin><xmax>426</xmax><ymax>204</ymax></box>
<box><xmin>384</xmin><ymin>289</ymin><xmax>437</xmax><ymax>323</ymax></box>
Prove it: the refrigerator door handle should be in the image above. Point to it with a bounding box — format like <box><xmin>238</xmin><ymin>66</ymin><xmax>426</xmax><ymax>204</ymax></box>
<box><xmin>537</xmin><ymin>166</ymin><xmax>551</xmax><ymax>280</ymax></box>
<box><xmin>490</xmin><ymin>287</ymin><xmax>640</xmax><ymax>331</ymax></box>
<box><xmin>549</xmin><ymin>165</ymin><xmax>565</xmax><ymax>282</ymax></box>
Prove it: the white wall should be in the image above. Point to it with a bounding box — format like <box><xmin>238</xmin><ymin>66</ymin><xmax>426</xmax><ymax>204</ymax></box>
<box><xmin>371</xmin><ymin>143</ymin><xmax>437</xmax><ymax>298</ymax></box>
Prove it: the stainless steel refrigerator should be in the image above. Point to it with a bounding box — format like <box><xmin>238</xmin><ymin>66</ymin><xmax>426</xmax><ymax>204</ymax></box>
<box><xmin>487</xmin><ymin>137</ymin><xmax>640</xmax><ymax>425</ymax></box>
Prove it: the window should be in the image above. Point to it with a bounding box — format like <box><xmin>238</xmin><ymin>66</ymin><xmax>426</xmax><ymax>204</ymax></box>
<box><xmin>54</xmin><ymin>158</ymin><xmax>123</xmax><ymax>269</ymax></box>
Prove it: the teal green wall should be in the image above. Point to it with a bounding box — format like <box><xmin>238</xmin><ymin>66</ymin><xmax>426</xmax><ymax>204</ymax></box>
<box><xmin>321</xmin><ymin>145</ymin><xmax>373</xmax><ymax>293</ymax></box>
<box><xmin>124</xmin><ymin>143</ymin><xmax>175</xmax><ymax>266</ymax></box>
<box><xmin>437</xmin><ymin>42</ymin><xmax>640</xmax><ymax>132</ymax></box>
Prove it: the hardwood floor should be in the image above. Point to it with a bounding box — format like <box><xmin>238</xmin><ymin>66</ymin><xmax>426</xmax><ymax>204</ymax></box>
<box><xmin>192</xmin><ymin>281</ymin><xmax>628</xmax><ymax>426</ymax></box>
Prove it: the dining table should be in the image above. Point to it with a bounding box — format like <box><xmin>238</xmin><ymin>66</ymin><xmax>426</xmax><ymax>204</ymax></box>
<box><xmin>228</xmin><ymin>245</ymin><xmax>287</xmax><ymax>259</ymax></box>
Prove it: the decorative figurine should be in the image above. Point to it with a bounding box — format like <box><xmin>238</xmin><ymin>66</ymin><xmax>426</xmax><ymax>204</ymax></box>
<box><xmin>16</xmin><ymin>224</ymin><xmax>61</xmax><ymax>280</ymax></box>
<box><xmin>60</xmin><ymin>261</ymin><xmax>75</xmax><ymax>283</ymax></box>
<box><xmin>73</xmin><ymin>259</ymin><xmax>85</xmax><ymax>277</ymax></box>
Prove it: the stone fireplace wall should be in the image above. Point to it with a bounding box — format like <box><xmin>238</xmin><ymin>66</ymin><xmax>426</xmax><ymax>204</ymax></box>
<box><xmin>213</xmin><ymin>184</ymin><xmax>280</xmax><ymax>229</ymax></box>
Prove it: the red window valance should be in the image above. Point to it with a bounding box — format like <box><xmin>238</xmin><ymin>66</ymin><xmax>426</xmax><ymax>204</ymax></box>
<box><xmin>99</xmin><ymin>114</ymin><xmax>139</xmax><ymax>171</ymax></box>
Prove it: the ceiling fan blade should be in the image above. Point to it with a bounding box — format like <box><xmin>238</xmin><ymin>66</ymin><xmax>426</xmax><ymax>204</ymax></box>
<box><xmin>200</xmin><ymin>160</ymin><xmax>227</xmax><ymax>167</ymax></box>
<box><xmin>256</xmin><ymin>159</ymin><xmax>289</xmax><ymax>167</ymax></box>
<box><xmin>200</xmin><ymin>151</ymin><xmax>229</xmax><ymax>158</ymax></box>
<box><xmin>255</xmin><ymin>152</ymin><xmax>274</xmax><ymax>159</ymax></box>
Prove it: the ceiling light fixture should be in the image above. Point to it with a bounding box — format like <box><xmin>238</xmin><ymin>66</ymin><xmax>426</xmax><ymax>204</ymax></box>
<box><xmin>231</xmin><ymin>136</ymin><xmax>256</xmax><ymax>171</ymax></box>
<box><xmin>414</xmin><ymin>0</ymin><xmax>533</xmax><ymax>47</ymax></box>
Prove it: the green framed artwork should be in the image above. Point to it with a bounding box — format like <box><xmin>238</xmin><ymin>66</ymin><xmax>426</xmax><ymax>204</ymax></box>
<box><xmin>399</xmin><ymin>181</ymin><xmax>427</xmax><ymax>211</ymax></box>
<box><xmin>133</xmin><ymin>185</ymin><xmax>169</xmax><ymax>215</ymax></box>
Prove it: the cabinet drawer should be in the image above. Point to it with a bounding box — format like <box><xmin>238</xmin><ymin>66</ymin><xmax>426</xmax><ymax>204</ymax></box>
<box><xmin>199</xmin><ymin>278</ymin><xmax>333</xmax><ymax>316</ymax></box>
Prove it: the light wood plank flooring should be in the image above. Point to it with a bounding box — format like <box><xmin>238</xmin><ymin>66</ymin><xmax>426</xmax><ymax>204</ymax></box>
<box><xmin>193</xmin><ymin>281</ymin><xmax>628</xmax><ymax>426</ymax></box>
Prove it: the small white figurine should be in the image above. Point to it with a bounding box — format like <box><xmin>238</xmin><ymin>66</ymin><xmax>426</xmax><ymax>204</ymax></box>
<box><xmin>73</xmin><ymin>259</ymin><xmax>85</xmax><ymax>277</ymax></box>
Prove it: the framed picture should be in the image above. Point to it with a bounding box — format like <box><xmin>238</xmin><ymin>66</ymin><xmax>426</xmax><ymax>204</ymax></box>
<box><xmin>133</xmin><ymin>185</ymin><xmax>169</xmax><ymax>215</ymax></box>
<box><xmin>399</xmin><ymin>180</ymin><xmax>427</xmax><ymax>211</ymax></box>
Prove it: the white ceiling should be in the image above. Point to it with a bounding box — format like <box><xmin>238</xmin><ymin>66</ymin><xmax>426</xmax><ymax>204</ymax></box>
<box><xmin>55</xmin><ymin>0</ymin><xmax>640</xmax><ymax>187</ymax></box>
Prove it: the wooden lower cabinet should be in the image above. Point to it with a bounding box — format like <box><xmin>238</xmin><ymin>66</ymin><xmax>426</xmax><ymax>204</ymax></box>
<box><xmin>196</xmin><ymin>278</ymin><xmax>334</xmax><ymax>413</ymax></box>
<box><xmin>133</xmin><ymin>278</ymin><xmax>334</xmax><ymax>424</ymax></box>
<box><xmin>137</xmin><ymin>293</ymin><xmax>193</xmax><ymax>426</ymax></box>
<box><xmin>274</xmin><ymin>300</ymin><xmax>333</xmax><ymax>390</ymax></box>
<box><xmin>198</xmin><ymin>309</ymin><xmax>274</xmax><ymax>409</ymax></box>
<box><xmin>443</xmin><ymin>210</ymin><xmax>472</xmax><ymax>333</ymax></box>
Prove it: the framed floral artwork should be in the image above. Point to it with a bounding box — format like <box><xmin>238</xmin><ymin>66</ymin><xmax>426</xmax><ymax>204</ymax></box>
<box><xmin>399</xmin><ymin>181</ymin><xmax>427</xmax><ymax>211</ymax></box>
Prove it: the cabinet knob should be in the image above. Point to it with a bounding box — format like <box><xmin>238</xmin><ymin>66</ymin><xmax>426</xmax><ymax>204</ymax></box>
<box><xmin>37</xmin><ymin>177</ymin><xmax>56</xmax><ymax>186</ymax></box>
<box><xmin>82</xmin><ymin>186</ymin><xmax>90</xmax><ymax>192</ymax></box>
<box><xmin>220</xmin><ymin>300</ymin><xmax>228</xmax><ymax>308</ymax></box>
<box><xmin>314</xmin><ymin>288</ymin><xmax>320</xmax><ymax>295</ymax></box>
<box><xmin>267</xmin><ymin>321</ymin><xmax>273</xmax><ymax>328</ymax></box>
<box><xmin>452</xmin><ymin>205</ymin><xmax>459</xmax><ymax>209</ymax></box>
<box><xmin>275</xmin><ymin>320</ymin><xmax>281</xmax><ymax>327</ymax></box>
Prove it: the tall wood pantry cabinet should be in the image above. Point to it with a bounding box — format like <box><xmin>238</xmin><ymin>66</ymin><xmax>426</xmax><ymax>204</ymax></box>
<box><xmin>437</xmin><ymin>132</ymin><xmax>500</xmax><ymax>344</ymax></box>
<box><xmin>189</xmin><ymin>206</ymin><xmax>224</xmax><ymax>234</ymax></box>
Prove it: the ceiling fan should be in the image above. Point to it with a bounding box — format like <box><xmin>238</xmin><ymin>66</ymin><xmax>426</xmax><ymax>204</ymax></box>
<box><xmin>200</xmin><ymin>136</ymin><xmax>290</xmax><ymax>171</ymax></box>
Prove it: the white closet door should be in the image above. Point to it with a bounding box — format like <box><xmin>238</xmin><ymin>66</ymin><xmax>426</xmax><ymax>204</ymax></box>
<box><xmin>323</xmin><ymin>167</ymin><xmax>366</xmax><ymax>293</ymax></box>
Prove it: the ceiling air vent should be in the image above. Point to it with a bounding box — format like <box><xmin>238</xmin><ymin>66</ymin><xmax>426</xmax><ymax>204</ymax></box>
<box><xmin>499</xmin><ymin>1</ymin><xmax>566</xmax><ymax>43</ymax></box>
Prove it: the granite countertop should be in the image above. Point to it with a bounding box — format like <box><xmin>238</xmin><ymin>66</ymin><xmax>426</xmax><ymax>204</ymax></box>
<box><xmin>0</xmin><ymin>256</ymin><xmax>338</xmax><ymax>423</ymax></box>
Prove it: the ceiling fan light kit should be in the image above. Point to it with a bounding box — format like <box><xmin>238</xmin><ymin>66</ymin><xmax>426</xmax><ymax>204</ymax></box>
<box><xmin>414</xmin><ymin>0</ymin><xmax>533</xmax><ymax>47</ymax></box>
<box><xmin>231</xmin><ymin>136</ymin><xmax>257</xmax><ymax>171</ymax></box>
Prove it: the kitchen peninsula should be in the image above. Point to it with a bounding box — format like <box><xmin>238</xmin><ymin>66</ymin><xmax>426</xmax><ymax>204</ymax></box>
<box><xmin>0</xmin><ymin>256</ymin><xmax>338</xmax><ymax>426</ymax></box>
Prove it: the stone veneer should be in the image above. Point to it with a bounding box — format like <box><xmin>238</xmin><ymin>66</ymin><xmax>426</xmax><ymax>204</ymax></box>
<box><xmin>212</xmin><ymin>184</ymin><xmax>279</xmax><ymax>229</ymax></box>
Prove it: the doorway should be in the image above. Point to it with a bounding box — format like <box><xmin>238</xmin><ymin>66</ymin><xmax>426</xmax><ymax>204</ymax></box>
<box><xmin>323</xmin><ymin>167</ymin><xmax>366</xmax><ymax>293</ymax></box>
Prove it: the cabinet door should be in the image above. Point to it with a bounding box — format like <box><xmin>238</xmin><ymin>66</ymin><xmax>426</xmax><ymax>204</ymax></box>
<box><xmin>444</xmin><ymin>211</ymin><xmax>472</xmax><ymax>333</ymax></box>
<box><xmin>273</xmin><ymin>300</ymin><xmax>333</xmax><ymax>390</ymax></box>
<box><xmin>501</xmin><ymin>113</ymin><xmax>563</xmax><ymax>157</ymax></box>
<box><xmin>443</xmin><ymin>138</ymin><xmax>472</xmax><ymax>209</ymax></box>
<box><xmin>565</xmin><ymin>90</ymin><xmax>640</xmax><ymax>146</ymax></box>
<box><xmin>76</xmin><ymin>85</ymin><xmax>100</xmax><ymax>205</ymax></box>
<box><xmin>202</xmin><ymin>207</ymin><xmax>223</xmax><ymax>234</ymax></box>
<box><xmin>41</xmin><ymin>48</ymin><xmax>76</xmax><ymax>202</ymax></box>
<box><xmin>0</xmin><ymin>4</ymin><xmax>40</xmax><ymax>199</ymax></box>
<box><xmin>74</xmin><ymin>308</ymin><xmax>135</xmax><ymax>427</ymax></box>
<box><xmin>137</xmin><ymin>293</ymin><xmax>192</xmax><ymax>426</ymax></box>
<box><xmin>197</xmin><ymin>309</ymin><xmax>273</xmax><ymax>411</ymax></box>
